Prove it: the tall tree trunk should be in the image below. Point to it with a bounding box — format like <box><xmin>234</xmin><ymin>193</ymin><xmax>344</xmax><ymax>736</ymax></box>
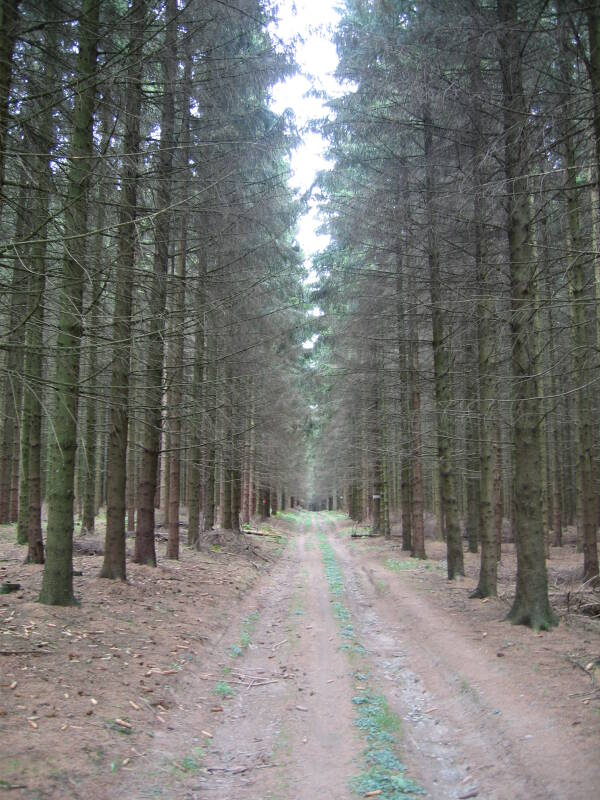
<box><xmin>470</xmin><ymin>47</ymin><xmax>498</xmax><ymax>597</ymax></box>
<box><xmin>82</xmin><ymin>99</ymin><xmax>113</xmax><ymax>534</ymax></box>
<box><xmin>231</xmin><ymin>416</ymin><xmax>241</xmax><ymax>533</ymax></box>
<box><xmin>240</xmin><ymin>428</ymin><xmax>250</xmax><ymax>525</ymax></box>
<box><xmin>22</xmin><ymin>143</ymin><xmax>48</xmax><ymax>565</ymax></box>
<box><xmin>203</xmin><ymin>332</ymin><xmax>217</xmax><ymax>531</ymax></box>
<box><xmin>539</xmin><ymin>209</ymin><xmax>563</xmax><ymax>548</ymax></box>
<box><xmin>166</xmin><ymin>244</ymin><xmax>185</xmax><ymax>556</ymax></box>
<box><xmin>101</xmin><ymin>0</ymin><xmax>146</xmax><ymax>579</ymax></box>
<box><xmin>187</xmin><ymin>260</ymin><xmax>205</xmax><ymax>546</ymax></box>
<box><xmin>407</xmin><ymin>267</ymin><xmax>425</xmax><ymax>558</ymax></box>
<box><xmin>493</xmin><ymin>417</ymin><xmax>504</xmax><ymax>559</ymax></box>
<box><xmin>39</xmin><ymin>0</ymin><xmax>99</xmax><ymax>605</ymax></box>
<box><xmin>261</xmin><ymin>486</ymin><xmax>271</xmax><ymax>518</ymax></box>
<box><xmin>465</xmin><ymin>335</ymin><xmax>480</xmax><ymax>556</ymax></box>
<box><xmin>221</xmin><ymin>364</ymin><xmax>233</xmax><ymax>530</ymax></box>
<box><xmin>0</xmin><ymin>0</ymin><xmax>20</xmax><ymax>216</ymax></box>
<box><xmin>497</xmin><ymin>0</ymin><xmax>556</xmax><ymax>628</ymax></box>
<box><xmin>127</xmin><ymin>371</ymin><xmax>137</xmax><ymax>534</ymax></box>
<box><xmin>9</xmin><ymin>414</ymin><xmax>21</xmax><ymax>522</ymax></box>
<box><xmin>409</xmin><ymin>372</ymin><xmax>425</xmax><ymax>558</ymax></box>
<box><xmin>423</xmin><ymin>101</ymin><xmax>464</xmax><ymax>579</ymax></box>
<box><xmin>95</xmin><ymin>402</ymin><xmax>107</xmax><ymax>514</ymax></box>
<box><xmin>558</xmin><ymin>1</ymin><xmax>599</xmax><ymax>582</ymax></box>
<box><xmin>167</xmin><ymin>53</ymin><xmax>191</xmax><ymax>559</ymax></box>
<box><xmin>134</xmin><ymin>0</ymin><xmax>177</xmax><ymax>566</ymax></box>
<box><xmin>371</xmin><ymin>350</ymin><xmax>383</xmax><ymax>536</ymax></box>
<box><xmin>80</xmin><ymin>232</ymin><xmax>102</xmax><ymax>534</ymax></box>
<box><xmin>2</xmin><ymin>177</ymin><xmax>28</xmax><ymax>530</ymax></box>
<box><xmin>244</xmin><ymin>384</ymin><xmax>255</xmax><ymax>525</ymax></box>
<box><xmin>587</xmin><ymin>5</ymin><xmax>600</xmax><ymax>215</ymax></box>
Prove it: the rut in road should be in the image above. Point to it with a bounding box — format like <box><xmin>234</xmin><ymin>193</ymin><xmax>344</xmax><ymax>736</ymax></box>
<box><xmin>196</xmin><ymin>512</ymin><xmax>363</xmax><ymax>799</ymax></box>
<box><xmin>131</xmin><ymin>512</ymin><xmax>376</xmax><ymax>799</ymax></box>
<box><xmin>125</xmin><ymin>512</ymin><xmax>599</xmax><ymax>800</ymax></box>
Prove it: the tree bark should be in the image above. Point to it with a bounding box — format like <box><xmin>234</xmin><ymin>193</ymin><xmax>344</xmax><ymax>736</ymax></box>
<box><xmin>102</xmin><ymin>0</ymin><xmax>146</xmax><ymax>579</ymax></box>
<box><xmin>469</xmin><ymin>47</ymin><xmax>497</xmax><ymax>597</ymax></box>
<box><xmin>39</xmin><ymin>0</ymin><xmax>99</xmax><ymax>605</ymax></box>
<box><xmin>82</xmin><ymin>99</ymin><xmax>113</xmax><ymax>534</ymax></box>
<box><xmin>0</xmin><ymin>0</ymin><xmax>20</xmax><ymax>216</ymax></box>
<box><xmin>558</xmin><ymin>0</ymin><xmax>598</xmax><ymax>582</ymax></box>
<box><xmin>203</xmin><ymin>331</ymin><xmax>217</xmax><ymax>531</ymax></box>
<box><xmin>127</xmin><ymin>375</ymin><xmax>137</xmax><ymax>534</ymax></box>
<box><xmin>465</xmin><ymin>335</ymin><xmax>480</xmax><ymax>556</ymax></box>
<box><xmin>406</xmin><ymin>263</ymin><xmax>425</xmax><ymax>559</ymax></box>
<box><xmin>423</xmin><ymin>101</ymin><xmax>464</xmax><ymax>579</ymax></box>
<box><xmin>497</xmin><ymin>0</ymin><xmax>556</xmax><ymax>628</ymax></box>
<box><xmin>587</xmin><ymin>4</ymin><xmax>600</xmax><ymax>214</ymax></box>
<box><xmin>134</xmin><ymin>0</ymin><xmax>177</xmax><ymax>566</ymax></box>
<box><xmin>187</xmin><ymin>256</ymin><xmax>205</xmax><ymax>546</ymax></box>
<box><xmin>2</xmin><ymin>178</ymin><xmax>28</xmax><ymax>531</ymax></box>
<box><xmin>371</xmin><ymin>351</ymin><xmax>383</xmax><ymax>536</ymax></box>
<box><xmin>167</xmin><ymin>52</ymin><xmax>191</xmax><ymax>559</ymax></box>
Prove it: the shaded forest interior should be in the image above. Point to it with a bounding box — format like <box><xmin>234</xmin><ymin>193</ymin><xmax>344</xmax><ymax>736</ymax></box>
<box><xmin>1</xmin><ymin>0</ymin><xmax>600</xmax><ymax>631</ymax></box>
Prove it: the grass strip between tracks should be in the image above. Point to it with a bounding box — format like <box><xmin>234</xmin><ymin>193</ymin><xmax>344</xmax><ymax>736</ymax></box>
<box><xmin>317</xmin><ymin>527</ymin><xmax>424</xmax><ymax>800</ymax></box>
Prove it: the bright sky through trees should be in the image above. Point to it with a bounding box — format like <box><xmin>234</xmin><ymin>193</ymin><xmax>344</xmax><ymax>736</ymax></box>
<box><xmin>270</xmin><ymin>0</ymin><xmax>342</xmax><ymax>259</ymax></box>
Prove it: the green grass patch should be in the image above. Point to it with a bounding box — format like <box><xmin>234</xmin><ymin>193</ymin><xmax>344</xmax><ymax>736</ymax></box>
<box><xmin>322</xmin><ymin>510</ymin><xmax>348</xmax><ymax>520</ymax></box>
<box><xmin>385</xmin><ymin>557</ymin><xmax>438</xmax><ymax>573</ymax></box>
<box><xmin>316</xmin><ymin>527</ymin><xmax>423</xmax><ymax>800</ymax></box>
<box><xmin>350</xmin><ymin>693</ymin><xmax>423</xmax><ymax>799</ymax></box>
<box><xmin>318</xmin><ymin>534</ymin><xmax>365</xmax><ymax>654</ymax></box>
<box><xmin>229</xmin><ymin>610</ymin><xmax>259</xmax><ymax>658</ymax></box>
<box><xmin>214</xmin><ymin>681</ymin><xmax>234</xmax><ymax>698</ymax></box>
<box><xmin>276</xmin><ymin>510</ymin><xmax>303</xmax><ymax>523</ymax></box>
<box><xmin>352</xmin><ymin>526</ymin><xmax>372</xmax><ymax>538</ymax></box>
<box><xmin>172</xmin><ymin>746</ymin><xmax>205</xmax><ymax>776</ymax></box>
<box><xmin>384</xmin><ymin>558</ymin><xmax>414</xmax><ymax>572</ymax></box>
<box><xmin>337</xmin><ymin>524</ymin><xmax>371</xmax><ymax>538</ymax></box>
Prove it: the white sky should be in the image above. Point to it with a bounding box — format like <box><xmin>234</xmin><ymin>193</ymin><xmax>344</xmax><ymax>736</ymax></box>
<box><xmin>269</xmin><ymin>0</ymin><xmax>342</xmax><ymax>261</ymax></box>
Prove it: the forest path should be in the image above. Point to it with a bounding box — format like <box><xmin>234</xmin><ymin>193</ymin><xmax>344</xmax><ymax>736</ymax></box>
<box><xmin>127</xmin><ymin>512</ymin><xmax>599</xmax><ymax>800</ymax></box>
<box><xmin>127</xmin><ymin>512</ymin><xmax>361</xmax><ymax>799</ymax></box>
<box><xmin>188</xmin><ymin>512</ymin><xmax>362</xmax><ymax>800</ymax></box>
<box><xmin>328</xmin><ymin>526</ymin><xmax>600</xmax><ymax>800</ymax></box>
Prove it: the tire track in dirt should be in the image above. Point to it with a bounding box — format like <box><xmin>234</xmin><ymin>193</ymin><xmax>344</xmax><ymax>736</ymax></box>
<box><xmin>127</xmin><ymin>514</ymin><xmax>361</xmax><ymax>799</ymax></box>
<box><xmin>199</xmin><ymin>514</ymin><xmax>361</xmax><ymax>800</ymax></box>
<box><xmin>327</xmin><ymin>524</ymin><xmax>600</xmax><ymax>800</ymax></box>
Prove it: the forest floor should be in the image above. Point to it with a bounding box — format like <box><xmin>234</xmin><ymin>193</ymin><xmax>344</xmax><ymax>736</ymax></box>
<box><xmin>1</xmin><ymin>511</ymin><xmax>599</xmax><ymax>800</ymax></box>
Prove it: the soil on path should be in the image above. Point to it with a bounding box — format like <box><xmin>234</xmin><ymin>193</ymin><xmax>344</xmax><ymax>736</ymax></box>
<box><xmin>122</xmin><ymin>512</ymin><xmax>362</xmax><ymax>800</ymax></box>
<box><xmin>329</xmin><ymin>525</ymin><xmax>600</xmax><ymax>800</ymax></box>
<box><xmin>123</xmin><ymin>512</ymin><xmax>600</xmax><ymax>800</ymax></box>
<box><xmin>2</xmin><ymin>511</ymin><xmax>599</xmax><ymax>799</ymax></box>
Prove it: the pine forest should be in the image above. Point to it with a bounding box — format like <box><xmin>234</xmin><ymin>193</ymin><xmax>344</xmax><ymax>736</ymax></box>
<box><xmin>1</xmin><ymin>1</ymin><xmax>599</xmax><ymax>798</ymax></box>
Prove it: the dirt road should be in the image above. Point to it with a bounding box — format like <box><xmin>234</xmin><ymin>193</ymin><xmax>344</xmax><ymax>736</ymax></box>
<box><xmin>123</xmin><ymin>511</ymin><xmax>600</xmax><ymax>800</ymax></box>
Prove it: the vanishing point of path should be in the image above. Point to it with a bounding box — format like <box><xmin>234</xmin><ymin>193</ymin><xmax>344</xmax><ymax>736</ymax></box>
<box><xmin>125</xmin><ymin>512</ymin><xmax>600</xmax><ymax>800</ymax></box>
